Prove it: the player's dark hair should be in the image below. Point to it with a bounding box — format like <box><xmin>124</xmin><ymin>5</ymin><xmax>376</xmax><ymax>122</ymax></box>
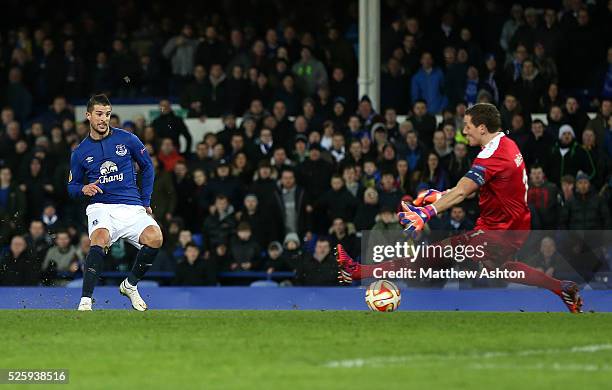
<box><xmin>87</xmin><ymin>94</ymin><xmax>111</xmax><ymax>112</ymax></box>
<box><xmin>465</xmin><ymin>103</ymin><xmax>501</xmax><ymax>133</ymax></box>
<box><xmin>530</xmin><ymin>163</ymin><xmax>544</xmax><ymax>171</ymax></box>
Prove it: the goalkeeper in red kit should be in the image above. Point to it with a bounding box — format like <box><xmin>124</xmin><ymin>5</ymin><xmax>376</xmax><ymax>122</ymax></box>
<box><xmin>336</xmin><ymin>103</ymin><xmax>583</xmax><ymax>313</ymax></box>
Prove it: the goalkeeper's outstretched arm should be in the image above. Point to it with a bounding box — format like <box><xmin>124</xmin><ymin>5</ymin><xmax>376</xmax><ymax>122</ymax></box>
<box><xmin>430</xmin><ymin>177</ymin><xmax>479</xmax><ymax>215</ymax></box>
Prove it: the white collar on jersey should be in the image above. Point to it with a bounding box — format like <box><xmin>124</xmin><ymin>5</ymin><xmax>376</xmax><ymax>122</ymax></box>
<box><xmin>477</xmin><ymin>132</ymin><xmax>505</xmax><ymax>159</ymax></box>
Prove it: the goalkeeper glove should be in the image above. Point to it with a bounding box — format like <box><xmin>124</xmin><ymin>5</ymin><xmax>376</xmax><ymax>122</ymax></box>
<box><xmin>413</xmin><ymin>189</ymin><xmax>447</xmax><ymax>206</ymax></box>
<box><xmin>398</xmin><ymin>201</ymin><xmax>437</xmax><ymax>232</ymax></box>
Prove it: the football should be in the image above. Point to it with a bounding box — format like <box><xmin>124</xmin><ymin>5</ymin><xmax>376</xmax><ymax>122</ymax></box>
<box><xmin>365</xmin><ymin>280</ymin><xmax>401</xmax><ymax>312</ymax></box>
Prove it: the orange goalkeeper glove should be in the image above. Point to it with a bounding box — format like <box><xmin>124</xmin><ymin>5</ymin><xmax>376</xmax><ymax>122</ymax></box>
<box><xmin>413</xmin><ymin>189</ymin><xmax>447</xmax><ymax>206</ymax></box>
<box><xmin>398</xmin><ymin>201</ymin><xmax>437</xmax><ymax>232</ymax></box>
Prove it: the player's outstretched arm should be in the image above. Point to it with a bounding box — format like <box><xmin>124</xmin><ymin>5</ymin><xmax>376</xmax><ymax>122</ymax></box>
<box><xmin>398</xmin><ymin>178</ymin><xmax>478</xmax><ymax>232</ymax></box>
<box><xmin>430</xmin><ymin>177</ymin><xmax>478</xmax><ymax>215</ymax></box>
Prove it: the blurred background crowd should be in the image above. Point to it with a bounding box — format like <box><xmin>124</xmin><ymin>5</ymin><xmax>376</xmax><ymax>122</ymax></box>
<box><xmin>0</xmin><ymin>0</ymin><xmax>611</xmax><ymax>287</ymax></box>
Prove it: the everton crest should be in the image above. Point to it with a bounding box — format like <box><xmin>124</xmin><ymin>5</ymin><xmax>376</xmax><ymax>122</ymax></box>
<box><xmin>115</xmin><ymin>144</ymin><xmax>128</xmax><ymax>156</ymax></box>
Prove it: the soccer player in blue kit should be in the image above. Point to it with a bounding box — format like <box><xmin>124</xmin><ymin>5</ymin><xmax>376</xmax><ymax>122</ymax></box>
<box><xmin>68</xmin><ymin>94</ymin><xmax>163</xmax><ymax>311</ymax></box>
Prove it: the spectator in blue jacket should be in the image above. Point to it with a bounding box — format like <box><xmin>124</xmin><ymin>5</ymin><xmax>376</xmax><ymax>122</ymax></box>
<box><xmin>605</xmin><ymin>115</ymin><xmax>612</xmax><ymax>160</ymax></box>
<box><xmin>411</xmin><ymin>52</ymin><xmax>448</xmax><ymax>114</ymax></box>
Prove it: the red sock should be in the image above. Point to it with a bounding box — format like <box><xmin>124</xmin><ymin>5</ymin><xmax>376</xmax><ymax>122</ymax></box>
<box><xmin>501</xmin><ymin>261</ymin><xmax>562</xmax><ymax>293</ymax></box>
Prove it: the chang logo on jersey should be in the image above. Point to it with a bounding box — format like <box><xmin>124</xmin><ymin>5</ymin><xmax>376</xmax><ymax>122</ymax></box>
<box><xmin>99</xmin><ymin>161</ymin><xmax>124</xmax><ymax>184</ymax></box>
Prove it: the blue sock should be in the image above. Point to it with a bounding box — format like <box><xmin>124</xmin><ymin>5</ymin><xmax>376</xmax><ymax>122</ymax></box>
<box><xmin>82</xmin><ymin>245</ymin><xmax>105</xmax><ymax>298</ymax></box>
<box><xmin>127</xmin><ymin>245</ymin><xmax>158</xmax><ymax>285</ymax></box>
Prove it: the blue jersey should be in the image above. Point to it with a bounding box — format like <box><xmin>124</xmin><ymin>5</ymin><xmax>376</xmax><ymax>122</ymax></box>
<box><xmin>68</xmin><ymin>128</ymin><xmax>154</xmax><ymax>207</ymax></box>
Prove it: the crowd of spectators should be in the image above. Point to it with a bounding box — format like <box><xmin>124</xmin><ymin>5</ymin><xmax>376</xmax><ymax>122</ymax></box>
<box><xmin>0</xmin><ymin>0</ymin><xmax>611</xmax><ymax>286</ymax></box>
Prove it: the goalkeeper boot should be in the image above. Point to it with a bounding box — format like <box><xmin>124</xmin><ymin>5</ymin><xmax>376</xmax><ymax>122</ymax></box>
<box><xmin>335</xmin><ymin>244</ymin><xmax>361</xmax><ymax>284</ymax></box>
<box><xmin>556</xmin><ymin>280</ymin><xmax>583</xmax><ymax>313</ymax></box>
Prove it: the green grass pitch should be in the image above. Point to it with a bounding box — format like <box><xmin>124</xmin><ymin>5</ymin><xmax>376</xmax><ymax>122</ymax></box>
<box><xmin>2</xmin><ymin>310</ymin><xmax>612</xmax><ymax>389</ymax></box>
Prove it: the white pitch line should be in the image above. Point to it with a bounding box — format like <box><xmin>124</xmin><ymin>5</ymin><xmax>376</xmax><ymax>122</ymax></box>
<box><xmin>324</xmin><ymin>344</ymin><xmax>612</xmax><ymax>368</ymax></box>
<box><xmin>469</xmin><ymin>362</ymin><xmax>612</xmax><ymax>372</ymax></box>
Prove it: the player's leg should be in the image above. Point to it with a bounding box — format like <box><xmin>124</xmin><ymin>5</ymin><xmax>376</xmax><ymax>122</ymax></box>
<box><xmin>499</xmin><ymin>261</ymin><xmax>582</xmax><ymax>312</ymax></box>
<box><xmin>460</xmin><ymin>230</ymin><xmax>563</xmax><ymax>291</ymax></box>
<box><xmin>499</xmin><ymin>261</ymin><xmax>561</xmax><ymax>291</ymax></box>
<box><xmin>339</xmin><ymin>228</ymin><xmax>583</xmax><ymax>312</ymax></box>
<box><xmin>119</xmin><ymin>225</ymin><xmax>162</xmax><ymax>311</ymax></box>
<box><xmin>336</xmin><ymin>240</ymin><xmax>453</xmax><ymax>283</ymax></box>
<box><xmin>78</xmin><ymin>228</ymin><xmax>110</xmax><ymax>311</ymax></box>
<box><xmin>469</xmin><ymin>231</ymin><xmax>583</xmax><ymax>313</ymax></box>
<box><xmin>118</xmin><ymin>206</ymin><xmax>163</xmax><ymax>311</ymax></box>
<box><xmin>128</xmin><ymin>224</ymin><xmax>163</xmax><ymax>285</ymax></box>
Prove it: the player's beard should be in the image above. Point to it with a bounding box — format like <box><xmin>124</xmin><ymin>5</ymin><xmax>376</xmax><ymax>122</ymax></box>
<box><xmin>90</xmin><ymin>122</ymin><xmax>110</xmax><ymax>138</ymax></box>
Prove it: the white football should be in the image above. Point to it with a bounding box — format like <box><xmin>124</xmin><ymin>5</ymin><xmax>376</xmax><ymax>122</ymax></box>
<box><xmin>365</xmin><ymin>280</ymin><xmax>401</xmax><ymax>312</ymax></box>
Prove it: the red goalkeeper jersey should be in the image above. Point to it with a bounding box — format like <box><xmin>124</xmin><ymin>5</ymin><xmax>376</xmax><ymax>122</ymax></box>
<box><xmin>464</xmin><ymin>133</ymin><xmax>531</xmax><ymax>230</ymax></box>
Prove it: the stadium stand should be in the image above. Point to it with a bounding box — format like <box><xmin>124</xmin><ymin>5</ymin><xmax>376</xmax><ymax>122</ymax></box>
<box><xmin>0</xmin><ymin>0</ymin><xmax>611</xmax><ymax>287</ymax></box>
